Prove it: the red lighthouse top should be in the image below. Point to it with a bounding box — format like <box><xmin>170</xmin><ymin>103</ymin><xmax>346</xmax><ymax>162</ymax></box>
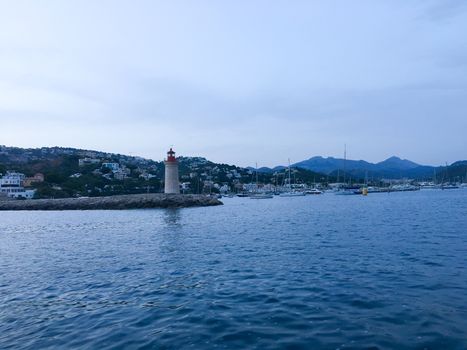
<box><xmin>166</xmin><ymin>148</ymin><xmax>177</xmax><ymax>162</ymax></box>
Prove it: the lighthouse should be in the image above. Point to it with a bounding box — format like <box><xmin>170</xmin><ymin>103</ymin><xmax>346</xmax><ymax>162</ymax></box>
<box><xmin>164</xmin><ymin>148</ymin><xmax>180</xmax><ymax>194</ymax></box>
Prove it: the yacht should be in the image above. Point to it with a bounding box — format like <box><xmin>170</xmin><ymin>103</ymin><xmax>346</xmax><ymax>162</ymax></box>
<box><xmin>390</xmin><ymin>184</ymin><xmax>420</xmax><ymax>192</ymax></box>
<box><xmin>441</xmin><ymin>183</ymin><xmax>459</xmax><ymax>190</ymax></box>
<box><xmin>279</xmin><ymin>191</ymin><xmax>305</xmax><ymax>197</ymax></box>
<box><xmin>236</xmin><ymin>193</ymin><xmax>249</xmax><ymax>197</ymax></box>
<box><xmin>335</xmin><ymin>185</ymin><xmax>361</xmax><ymax>195</ymax></box>
<box><xmin>250</xmin><ymin>163</ymin><xmax>273</xmax><ymax>199</ymax></box>
<box><xmin>305</xmin><ymin>188</ymin><xmax>322</xmax><ymax>195</ymax></box>
<box><xmin>250</xmin><ymin>193</ymin><xmax>274</xmax><ymax>199</ymax></box>
<box><xmin>279</xmin><ymin>159</ymin><xmax>305</xmax><ymax>197</ymax></box>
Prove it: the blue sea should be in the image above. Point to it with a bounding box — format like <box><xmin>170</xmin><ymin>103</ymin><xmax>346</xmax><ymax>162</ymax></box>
<box><xmin>1</xmin><ymin>190</ymin><xmax>466</xmax><ymax>349</ymax></box>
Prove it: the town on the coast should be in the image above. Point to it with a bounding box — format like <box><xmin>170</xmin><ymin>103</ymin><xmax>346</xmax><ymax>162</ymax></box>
<box><xmin>0</xmin><ymin>145</ymin><xmax>466</xmax><ymax>201</ymax></box>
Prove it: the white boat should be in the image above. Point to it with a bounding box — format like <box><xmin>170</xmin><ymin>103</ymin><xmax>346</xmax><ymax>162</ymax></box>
<box><xmin>420</xmin><ymin>185</ymin><xmax>439</xmax><ymax>190</ymax></box>
<box><xmin>279</xmin><ymin>191</ymin><xmax>306</xmax><ymax>197</ymax></box>
<box><xmin>279</xmin><ymin>159</ymin><xmax>305</xmax><ymax>197</ymax></box>
<box><xmin>250</xmin><ymin>163</ymin><xmax>273</xmax><ymax>199</ymax></box>
<box><xmin>305</xmin><ymin>188</ymin><xmax>322</xmax><ymax>195</ymax></box>
<box><xmin>250</xmin><ymin>193</ymin><xmax>274</xmax><ymax>199</ymax></box>
<box><xmin>335</xmin><ymin>185</ymin><xmax>361</xmax><ymax>195</ymax></box>
<box><xmin>367</xmin><ymin>186</ymin><xmax>384</xmax><ymax>193</ymax></box>
<box><xmin>389</xmin><ymin>184</ymin><xmax>419</xmax><ymax>192</ymax></box>
<box><xmin>441</xmin><ymin>184</ymin><xmax>459</xmax><ymax>190</ymax></box>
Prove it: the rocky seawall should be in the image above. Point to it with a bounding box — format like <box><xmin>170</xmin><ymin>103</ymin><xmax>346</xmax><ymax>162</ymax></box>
<box><xmin>0</xmin><ymin>194</ymin><xmax>223</xmax><ymax>211</ymax></box>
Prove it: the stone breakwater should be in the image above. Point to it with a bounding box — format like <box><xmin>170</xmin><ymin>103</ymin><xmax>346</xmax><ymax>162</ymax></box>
<box><xmin>0</xmin><ymin>194</ymin><xmax>223</xmax><ymax>211</ymax></box>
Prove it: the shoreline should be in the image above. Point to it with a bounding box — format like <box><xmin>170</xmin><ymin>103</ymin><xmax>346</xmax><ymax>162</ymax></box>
<box><xmin>0</xmin><ymin>193</ymin><xmax>223</xmax><ymax>211</ymax></box>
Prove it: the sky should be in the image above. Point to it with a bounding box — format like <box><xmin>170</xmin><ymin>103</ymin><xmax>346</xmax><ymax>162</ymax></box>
<box><xmin>0</xmin><ymin>0</ymin><xmax>466</xmax><ymax>167</ymax></box>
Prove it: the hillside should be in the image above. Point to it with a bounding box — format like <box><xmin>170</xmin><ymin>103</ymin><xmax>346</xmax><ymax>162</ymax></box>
<box><xmin>0</xmin><ymin>146</ymin><xmax>333</xmax><ymax>198</ymax></box>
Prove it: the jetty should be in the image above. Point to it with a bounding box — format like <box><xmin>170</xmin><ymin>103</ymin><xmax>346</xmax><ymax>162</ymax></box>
<box><xmin>0</xmin><ymin>194</ymin><xmax>222</xmax><ymax>211</ymax></box>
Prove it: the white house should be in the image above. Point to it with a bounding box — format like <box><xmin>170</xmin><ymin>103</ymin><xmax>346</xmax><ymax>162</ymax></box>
<box><xmin>0</xmin><ymin>172</ymin><xmax>36</xmax><ymax>199</ymax></box>
<box><xmin>102</xmin><ymin>163</ymin><xmax>120</xmax><ymax>172</ymax></box>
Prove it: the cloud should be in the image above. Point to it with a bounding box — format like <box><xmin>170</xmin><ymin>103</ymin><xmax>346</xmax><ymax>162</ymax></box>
<box><xmin>0</xmin><ymin>1</ymin><xmax>466</xmax><ymax>165</ymax></box>
<box><xmin>421</xmin><ymin>0</ymin><xmax>467</xmax><ymax>21</ymax></box>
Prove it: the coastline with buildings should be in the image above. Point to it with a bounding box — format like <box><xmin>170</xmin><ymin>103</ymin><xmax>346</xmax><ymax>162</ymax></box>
<box><xmin>1</xmin><ymin>145</ymin><xmax>466</xmax><ymax>204</ymax></box>
<box><xmin>0</xmin><ymin>148</ymin><xmax>222</xmax><ymax>210</ymax></box>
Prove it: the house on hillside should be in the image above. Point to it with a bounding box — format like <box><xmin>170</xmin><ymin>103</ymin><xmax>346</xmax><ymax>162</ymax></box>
<box><xmin>0</xmin><ymin>171</ymin><xmax>36</xmax><ymax>199</ymax></box>
<box><xmin>23</xmin><ymin>173</ymin><xmax>45</xmax><ymax>187</ymax></box>
<box><xmin>102</xmin><ymin>163</ymin><xmax>120</xmax><ymax>172</ymax></box>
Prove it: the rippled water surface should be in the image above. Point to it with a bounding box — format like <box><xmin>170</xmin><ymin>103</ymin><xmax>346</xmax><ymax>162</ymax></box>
<box><xmin>1</xmin><ymin>190</ymin><xmax>467</xmax><ymax>349</ymax></box>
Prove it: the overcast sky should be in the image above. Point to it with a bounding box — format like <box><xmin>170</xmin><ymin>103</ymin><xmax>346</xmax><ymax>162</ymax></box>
<box><xmin>0</xmin><ymin>1</ymin><xmax>466</xmax><ymax>166</ymax></box>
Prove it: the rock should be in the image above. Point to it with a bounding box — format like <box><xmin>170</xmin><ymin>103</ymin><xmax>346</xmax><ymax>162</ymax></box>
<box><xmin>0</xmin><ymin>194</ymin><xmax>223</xmax><ymax>211</ymax></box>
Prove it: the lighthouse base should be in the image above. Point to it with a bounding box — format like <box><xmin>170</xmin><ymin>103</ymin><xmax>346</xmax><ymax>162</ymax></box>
<box><xmin>164</xmin><ymin>161</ymin><xmax>180</xmax><ymax>194</ymax></box>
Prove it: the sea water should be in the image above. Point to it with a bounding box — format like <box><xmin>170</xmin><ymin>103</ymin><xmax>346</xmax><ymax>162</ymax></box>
<box><xmin>1</xmin><ymin>190</ymin><xmax>466</xmax><ymax>349</ymax></box>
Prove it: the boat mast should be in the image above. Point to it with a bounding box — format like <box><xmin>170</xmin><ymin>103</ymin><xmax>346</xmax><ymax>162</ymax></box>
<box><xmin>343</xmin><ymin>144</ymin><xmax>347</xmax><ymax>185</ymax></box>
<box><xmin>445</xmin><ymin>161</ymin><xmax>449</xmax><ymax>183</ymax></box>
<box><xmin>255</xmin><ymin>162</ymin><xmax>258</xmax><ymax>193</ymax></box>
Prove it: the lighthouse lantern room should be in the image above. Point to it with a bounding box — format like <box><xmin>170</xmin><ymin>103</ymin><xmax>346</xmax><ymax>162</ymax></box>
<box><xmin>164</xmin><ymin>148</ymin><xmax>180</xmax><ymax>194</ymax></box>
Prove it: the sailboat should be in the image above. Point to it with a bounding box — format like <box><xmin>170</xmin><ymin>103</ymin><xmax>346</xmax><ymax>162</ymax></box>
<box><xmin>335</xmin><ymin>144</ymin><xmax>359</xmax><ymax>195</ymax></box>
<box><xmin>461</xmin><ymin>169</ymin><xmax>467</xmax><ymax>188</ymax></box>
<box><xmin>441</xmin><ymin>162</ymin><xmax>459</xmax><ymax>190</ymax></box>
<box><xmin>305</xmin><ymin>188</ymin><xmax>323</xmax><ymax>195</ymax></box>
<box><xmin>250</xmin><ymin>163</ymin><xmax>273</xmax><ymax>199</ymax></box>
<box><xmin>279</xmin><ymin>159</ymin><xmax>305</xmax><ymax>197</ymax></box>
<box><xmin>335</xmin><ymin>185</ymin><xmax>361</xmax><ymax>195</ymax></box>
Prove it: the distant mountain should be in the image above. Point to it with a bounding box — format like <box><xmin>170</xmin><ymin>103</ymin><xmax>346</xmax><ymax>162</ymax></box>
<box><xmin>251</xmin><ymin>167</ymin><xmax>275</xmax><ymax>173</ymax></box>
<box><xmin>293</xmin><ymin>156</ymin><xmax>374</xmax><ymax>174</ymax></box>
<box><xmin>290</xmin><ymin>155</ymin><xmax>464</xmax><ymax>180</ymax></box>
<box><xmin>248</xmin><ymin>155</ymin><xmax>467</xmax><ymax>181</ymax></box>
<box><xmin>246</xmin><ymin>166</ymin><xmax>286</xmax><ymax>173</ymax></box>
<box><xmin>375</xmin><ymin>156</ymin><xmax>420</xmax><ymax>170</ymax></box>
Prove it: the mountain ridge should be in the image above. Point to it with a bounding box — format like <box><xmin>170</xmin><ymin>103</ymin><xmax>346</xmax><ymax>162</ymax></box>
<box><xmin>251</xmin><ymin>155</ymin><xmax>466</xmax><ymax>181</ymax></box>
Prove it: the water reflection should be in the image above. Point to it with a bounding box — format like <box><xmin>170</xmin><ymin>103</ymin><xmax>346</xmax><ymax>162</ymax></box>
<box><xmin>162</xmin><ymin>208</ymin><xmax>182</xmax><ymax>228</ymax></box>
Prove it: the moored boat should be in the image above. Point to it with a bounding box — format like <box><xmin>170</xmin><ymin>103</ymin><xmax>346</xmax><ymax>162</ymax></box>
<box><xmin>335</xmin><ymin>185</ymin><xmax>361</xmax><ymax>195</ymax></box>
<box><xmin>236</xmin><ymin>193</ymin><xmax>249</xmax><ymax>197</ymax></box>
<box><xmin>250</xmin><ymin>193</ymin><xmax>274</xmax><ymax>199</ymax></box>
<box><xmin>279</xmin><ymin>191</ymin><xmax>306</xmax><ymax>197</ymax></box>
<box><xmin>305</xmin><ymin>188</ymin><xmax>322</xmax><ymax>195</ymax></box>
<box><xmin>441</xmin><ymin>184</ymin><xmax>459</xmax><ymax>190</ymax></box>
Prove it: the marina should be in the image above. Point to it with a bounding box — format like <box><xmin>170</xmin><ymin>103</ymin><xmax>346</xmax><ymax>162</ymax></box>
<box><xmin>227</xmin><ymin>182</ymin><xmax>466</xmax><ymax>198</ymax></box>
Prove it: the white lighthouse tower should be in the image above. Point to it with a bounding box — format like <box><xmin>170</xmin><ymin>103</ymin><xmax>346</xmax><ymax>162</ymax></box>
<box><xmin>164</xmin><ymin>148</ymin><xmax>180</xmax><ymax>194</ymax></box>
